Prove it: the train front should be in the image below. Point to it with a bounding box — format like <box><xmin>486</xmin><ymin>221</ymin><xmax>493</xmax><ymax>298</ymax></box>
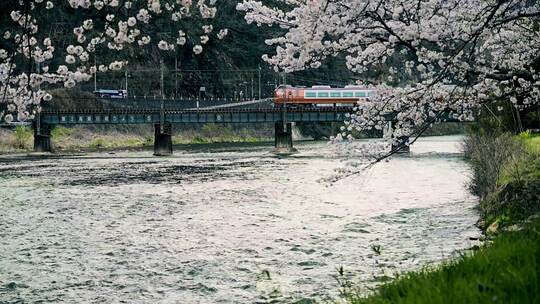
<box><xmin>273</xmin><ymin>85</ymin><xmax>296</xmax><ymax>104</ymax></box>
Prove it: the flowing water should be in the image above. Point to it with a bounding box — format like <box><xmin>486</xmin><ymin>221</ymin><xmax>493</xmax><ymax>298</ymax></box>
<box><xmin>0</xmin><ymin>135</ymin><xmax>481</xmax><ymax>303</ymax></box>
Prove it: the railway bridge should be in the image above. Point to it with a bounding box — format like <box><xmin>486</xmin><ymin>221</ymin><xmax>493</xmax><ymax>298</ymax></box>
<box><xmin>25</xmin><ymin>95</ymin><xmax>462</xmax><ymax>155</ymax></box>
<box><xmin>33</xmin><ymin>104</ymin><xmax>352</xmax><ymax>155</ymax></box>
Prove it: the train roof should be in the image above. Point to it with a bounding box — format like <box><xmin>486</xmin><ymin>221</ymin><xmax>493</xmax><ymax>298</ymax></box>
<box><xmin>275</xmin><ymin>85</ymin><xmax>373</xmax><ymax>90</ymax></box>
<box><xmin>304</xmin><ymin>86</ymin><xmax>372</xmax><ymax>90</ymax></box>
<box><xmin>94</xmin><ymin>89</ymin><xmax>127</xmax><ymax>93</ymax></box>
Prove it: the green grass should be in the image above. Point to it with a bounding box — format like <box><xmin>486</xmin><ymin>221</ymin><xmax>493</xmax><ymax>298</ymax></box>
<box><xmin>172</xmin><ymin>134</ymin><xmax>269</xmax><ymax>145</ymax></box>
<box><xmin>89</xmin><ymin>138</ymin><xmax>108</xmax><ymax>148</ymax></box>
<box><xmin>88</xmin><ymin>136</ymin><xmax>148</xmax><ymax>149</ymax></box>
<box><xmin>521</xmin><ymin>134</ymin><xmax>540</xmax><ymax>203</ymax></box>
<box><xmin>13</xmin><ymin>126</ymin><xmax>32</xmax><ymax>149</ymax></box>
<box><xmin>1</xmin><ymin>124</ymin><xmax>272</xmax><ymax>152</ymax></box>
<box><xmin>520</xmin><ymin>132</ymin><xmax>540</xmax><ymax>156</ymax></box>
<box><xmin>342</xmin><ymin>132</ymin><xmax>540</xmax><ymax>304</ymax></box>
<box><xmin>344</xmin><ymin>218</ymin><xmax>540</xmax><ymax>304</ymax></box>
<box><xmin>496</xmin><ymin>133</ymin><xmax>540</xmax><ymax>188</ymax></box>
<box><xmin>51</xmin><ymin>126</ymin><xmax>74</xmax><ymax>138</ymax></box>
<box><xmin>484</xmin><ymin>132</ymin><xmax>540</xmax><ymax>227</ymax></box>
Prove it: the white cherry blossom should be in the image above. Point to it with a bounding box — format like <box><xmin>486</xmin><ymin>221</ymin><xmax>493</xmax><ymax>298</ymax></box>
<box><xmin>237</xmin><ymin>0</ymin><xmax>540</xmax><ymax>148</ymax></box>
<box><xmin>1</xmin><ymin>0</ymin><xmax>228</xmax><ymax>122</ymax></box>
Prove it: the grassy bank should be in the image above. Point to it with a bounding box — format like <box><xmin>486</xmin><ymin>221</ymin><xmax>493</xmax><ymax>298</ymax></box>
<box><xmin>0</xmin><ymin>127</ymin><xmax>33</xmax><ymax>153</ymax></box>
<box><xmin>341</xmin><ymin>133</ymin><xmax>540</xmax><ymax>303</ymax></box>
<box><xmin>0</xmin><ymin>124</ymin><xmax>274</xmax><ymax>153</ymax></box>
<box><xmin>472</xmin><ymin>133</ymin><xmax>540</xmax><ymax>230</ymax></box>
<box><xmin>341</xmin><ymin>217</ymin><xmax>540</xmax><ymax>304</ymax></box>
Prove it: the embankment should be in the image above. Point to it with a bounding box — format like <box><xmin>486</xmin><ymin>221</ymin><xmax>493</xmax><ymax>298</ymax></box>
<box><xmin>341</xmin><ymin>132</ymin><xmax>540</xmax><ymax>303</ymax></box>
<box><xmin>0</xmin><ymin>124</ymin><xmax>274</xmax><ymax>153</ymax></box>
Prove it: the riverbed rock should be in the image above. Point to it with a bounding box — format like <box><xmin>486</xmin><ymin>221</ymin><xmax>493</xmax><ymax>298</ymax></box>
<box><xmin>486</xmin><ymin>220</ymin><xmax>500</xmax><ymax>235</ymax></box>
<box><xmin>475</xmin><ymin>218</ymin><xmax>486</xmax><ymax>229</ymax></box>
<box><xmin>504</xmin><ymin>224</ymin><xmax>522</xmax><ymax>232</ymax></box>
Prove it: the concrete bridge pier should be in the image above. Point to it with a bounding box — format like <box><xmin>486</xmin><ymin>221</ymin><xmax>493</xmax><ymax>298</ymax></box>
<box><xmin>154</xmin><ymin>122</ymin><xmax>173</xmax><ymax>156</ymax></box>
<box><xmin>392</xmin><ymin>136</ymin><xmax>411</xmax><ymax>153</ymax></box>
<box><xmin>384</xmin><ymin>122</ymin><xmax>410</xmax><ymax>153</ymax></box>
<box><xmin>382</xmin><ymin>121</ymin><xmax>393</xmax><ymax>139</ymax></box>
<box><xmin>33</xmin><ymin>122</ymin><xmax>52</xmax><ymax>152</ymax></box>
<box><xmin>274</xmin><ymin>121</ymin><xmax>297</xmax><ymax>154</ymax></box>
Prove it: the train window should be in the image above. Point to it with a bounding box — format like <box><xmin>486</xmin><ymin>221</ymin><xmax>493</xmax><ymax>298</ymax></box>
<box><xmin>343</xmin><ymin>92</ymin><xmax>354</xmax><ymax>97</ymax></box>
<box><xmin>305</xmin><ymin>92</ymin><xmax>317</xmax><ymax>98</ymax></box>
<box><xmin>318</xmin><ymin>92</ymin><xmax>329</xmax><ymax>97</ymax></box>
<box><xmin>330</xmin><ymin>92</ymin><xmax>341</xmax><ymax>97</ymax></box>
<box><xmin>355</xmin><ymin>91</ymin><xmax>367</xmax><ymax>97</ymax></box>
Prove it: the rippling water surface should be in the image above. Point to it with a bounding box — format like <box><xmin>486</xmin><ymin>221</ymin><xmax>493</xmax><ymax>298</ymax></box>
<box><xmin>0</xmin><ymin>135</ymin><xmax>480</xmax><ymax>303</ymax></box>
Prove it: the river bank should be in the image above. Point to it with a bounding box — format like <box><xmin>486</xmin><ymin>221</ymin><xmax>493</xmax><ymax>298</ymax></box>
<box><xmin>0</xmin><ymin>123</ymin><xmax>465</xmax><ymax>154</ymax></box>
<box><xmin>0</xmin><ymin>124</ymin><xmax>274</xmax><ymax>154</ymax></box>
<box><xmin>343</xmin><ymin>133</ymin><xmax>540</xmax><ymax>303</ymax></box>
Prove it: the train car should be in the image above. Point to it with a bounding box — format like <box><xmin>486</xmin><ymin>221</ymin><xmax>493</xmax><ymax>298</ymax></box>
<box><xmin>94</xmin><ymin>89</ymin><xmax>128</xmax><ymax>99</ymax></box>
<box><xmin>274</xmin><ymin>85</ymin><xmax>374</xmax><ymax>106</ymax></box>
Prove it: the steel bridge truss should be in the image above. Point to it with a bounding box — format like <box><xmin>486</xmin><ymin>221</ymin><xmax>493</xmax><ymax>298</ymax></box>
<box><xmin>40</xmin><ymin>107</ymin><xmax>351</xmax><ymax>125</ymax></box>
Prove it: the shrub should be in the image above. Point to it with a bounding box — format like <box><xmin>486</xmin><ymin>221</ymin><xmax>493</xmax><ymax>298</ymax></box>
<box><xmin>90</xmin><ymin>138</ymin><xmax>107</xmax><ymax>148</ymax></box>
<box><xmin>13</xmin><ymin>126</ymin><xmax>32</xmax><ymax>149</ymax></box>
<box><xmin>51</xmin><ymin>126</ymin><xmax>73</xmax><ymax>138</ymax></box>
<box><xmin>463</xmin><ymin>133</ymin><xmax>523</xmax><ymax>199</ymax></box>
<box><xmin>481</xmin><ymin>178</ymin><xmax>540</xmax><ymax>226</ymax></box>
<box><xmin>201</xmin><ymin>123</ymin><xmax>234</xmax><ymax>139</ymax></box>
<box><xmin>464</xmin><ymin>131</ymin><xmax>540</xmax><ymax>226</ymax></box>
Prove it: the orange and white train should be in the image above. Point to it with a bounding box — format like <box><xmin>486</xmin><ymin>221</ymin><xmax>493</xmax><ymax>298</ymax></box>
<box><xmin>274</xmin><ymin>85</ymin><xmax>374</xmax><ymax>106</ymax></box>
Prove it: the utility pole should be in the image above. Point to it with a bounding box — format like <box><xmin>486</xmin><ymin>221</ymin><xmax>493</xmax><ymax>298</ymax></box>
<box><xmin>36</xmin><ymin>61</ymin><xmax>41</xmax><ymax>135</ymax></box>
<box><xmin>282</xmin><ymin>71</ymin><xmax>287</xmax><ymax>127</ymax></box>
<box><xmin>160</xmin><ymin>60</ymin><xmax>164</xmax><ymax>133</ymax></box>
<box><xmin>160</xmin><ymin>60</ymin><xmax>164</xmax><ymax>99</ymax></box>
<box><xmin>258</xmin><ymin>66</ymin><xmax>262</xmax><ymax>100</ymax></box>
<box><xmin>125</xmin><ymin>69</ymin><xmax>128</xmax><ymax>98</ymax></box>
<box><xmin>94</xmin><ymin>56</ymin><xmax>97</xmax><ymax>92</ymax></box>
<box><xmin>174</xmin><ymin>54</ymin><xmax>178</xmax><ymax>99</ymax></box>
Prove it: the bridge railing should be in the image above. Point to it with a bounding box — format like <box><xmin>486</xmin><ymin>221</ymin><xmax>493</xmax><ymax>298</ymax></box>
<box><xmin>41</xmin><ymin>106</ymin><xmax>353</xmax><ymax>115</ymax></box>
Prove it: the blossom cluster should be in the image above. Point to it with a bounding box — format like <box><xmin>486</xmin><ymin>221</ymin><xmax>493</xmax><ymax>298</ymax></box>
<box><xmin>1</xmin><ymin>0</ymin><xmax>229</xmax><ymax>122</ymax></box>
<box><xmin>238</xmin><ymin>0</ymin><xmax>540</xmax><ymax>146</ymax></box>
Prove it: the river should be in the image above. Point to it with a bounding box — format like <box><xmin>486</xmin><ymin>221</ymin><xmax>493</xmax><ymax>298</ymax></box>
<box><xmin>0</xmin><ymin>135</ymin><xmax>481</xmax><ymax>303</ymax></box>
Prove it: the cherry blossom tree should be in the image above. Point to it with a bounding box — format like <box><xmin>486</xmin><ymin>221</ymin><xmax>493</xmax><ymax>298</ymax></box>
<box><xmin>237</xmin><ymin>0</ymin><xmax>540</xmax><ymax>152</ymax></box>
<box><xmin>0</xmin><ymin>0</ymin><xmax>228</xmax><ymax>123</ymax></box>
